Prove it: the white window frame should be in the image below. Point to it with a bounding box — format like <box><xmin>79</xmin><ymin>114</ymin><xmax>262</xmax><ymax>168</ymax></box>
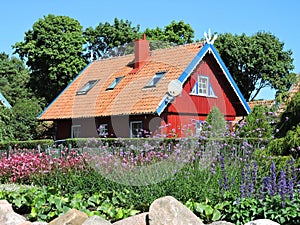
<box><xmin>71</xmin><ymin>125</ymin><xmax>81</xmax><ymax>138</ymax></box>
<box><xmin>198</xmin><ymin>76</ymin><xmax>208</xmax><ymax>95</ymax></box>
<box><xmin>130</xmin><ymin>121</ymin><xmax>143</xmax><ymax>138</ymax></box>
<box><xmin>190</xmin><ymin>75</ymin><xmax>216</xmax><ymax>98</ymax></box>
<box><xmin>98</xmin><ymin>123</ymin><xmax>108</xmax><ymax>137</ymax></box>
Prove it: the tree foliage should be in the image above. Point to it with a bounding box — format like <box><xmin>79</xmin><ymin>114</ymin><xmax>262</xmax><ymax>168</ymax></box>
<box><xmin>13</xmin><ymin>14</ymin><xmax>87</xmax><ymax>104</ymax></box>
<box><xmin>84</xmin><ymin>19</ymin><xmax>195</xmax><ymax>60</ymax></box>
<box><xmin>206</xmin><ymin>106</ymin><xmax>226</xmax><ymax>135</ymax></box>
<box><xmin>0</xmin><ymin>53</ymin><xmax>31</xmax><ymax>105</ymax></box>
<box><xmin>236</xmin><ymin>105</ymin><xmax>275</xmax><ymax>139</ymax></box>
<box><xmin>276</xmin><ymin>91</ymin><xmax>300</xmax><ymax>138</ymax></box>
<box><xmin>0</xmin><ymin>98</ymin><xmax>45</xmax><ymax>141</ymax></box>
<box><xmin>145</xmin><ymin>20</ymin><xmax>194</xmax><ymax>47</ymax></box>
<box><xmin>214</xmin><ymin>32</ymin><xmax>295</xmax><ymax>101</ymax></box>
<box><xmin>84</xmin><ymin>18</ymin><xmax>140</xmax><ymax>59</ymax></box>
<box><xmin>0</xmin><ymin>106</ymin><xmax>15</xmax><ymax>141</ymax></box>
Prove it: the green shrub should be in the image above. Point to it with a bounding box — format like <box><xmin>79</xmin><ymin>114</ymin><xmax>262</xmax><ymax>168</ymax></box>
<box><xmin>206</xmin><ymin>106</ymin><xmax>226</xmax><ymax>135</ymax></box>
<box><xmin>223</xmin><ymin>194</ymin><xmax>300</xmax><ymax>225</ymax></box>
<box><xmin>0</xmin><ymin>186</ymin><xmax>139</xmax><ymax>222</ymax></box>
<box><xmin>268</xmin><ymin>124</ymin><xmax>300</xmax><ymax>158</ymax></box>
<box><xmin>236</xmin><ymin>104</ymin><xmax>276</xmax><ymax>139</ymax></box>
<box><xmin>0</xmin><ymin>139</ymin><xmax>54</xmax><ymax>151</ymax></box>
<box><xmin>276</xmin><ymin>91</ymin><xmax>300</xmax><ymax>138</ymax></box>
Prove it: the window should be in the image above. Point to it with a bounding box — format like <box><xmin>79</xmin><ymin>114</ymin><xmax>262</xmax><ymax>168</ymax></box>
<box><xmin>106</xmin><ymin>76</ymin><xmax>124</xmax><ymax>90</ymax></box>
<box><xmin>199</xmin><ymin>76</ymin><xmax>208</xmax><ymax>95</ymax></box>
<box><xmin>98</xmin><ymin>124</ymin><xmax>108</xmax><ymax>137</ymax></box>
<box><xmin>71</xmin><ymin>125</ymin><xmax>81</xmax><ymax>138</ymax></box>
<box><xmin>191</xmin><ymin>75</ymin><xmax>216</xmax><ymax>97</ymax></box>
<box><xmin>130</xmin><ymin>121</ymin><xmax>142</xmax><ymax>138</ymax></box>
<box><xmin>144</xmin><ymin>72</ymin><xmax>166</xmax><ymax>88</ymax></box>
<box><xmin>76</xmin><ymin>80</ymin><xmax>99</xmax><ymax>95</ymax></box>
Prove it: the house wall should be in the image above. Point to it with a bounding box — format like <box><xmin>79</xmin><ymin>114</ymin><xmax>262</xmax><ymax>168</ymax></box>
<box><xmin>56</xmin><ymin>119</ymin><xmax>72</xmax><ymax>140</ymax></box>
<box><xmin>55</xmin><ymin>114</ymin><xmax>164</xmax><ymax>139</ymax></box>
<box><xmin>165</xmin><ymin>54</ymin><xmax>237</xmax><ymax>136</ymax></box>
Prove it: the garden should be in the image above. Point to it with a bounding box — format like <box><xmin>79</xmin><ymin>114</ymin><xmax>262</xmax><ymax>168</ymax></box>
<box><xmin>0</xmin><ymin>97</ymin><xmax>300</xmax><ymax>224</ymax></box>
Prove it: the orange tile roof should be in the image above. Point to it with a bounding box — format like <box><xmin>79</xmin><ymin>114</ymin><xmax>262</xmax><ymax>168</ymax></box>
<box><xmin>247</xmin><ymin>99</ymin><xmax>276</xmax><ymax>110</ymax></box>
<box><xmin>39</xmin><ymin>43</ymin><xmax>203</xmax><ymax>120</ymax></box>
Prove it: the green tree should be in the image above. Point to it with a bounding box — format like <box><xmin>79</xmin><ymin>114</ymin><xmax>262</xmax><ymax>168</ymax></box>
<box><xmin>13</xmin><ymin>14</ymin><xmax>86</xmax><ymax>104</ymax></box>
<box><xmin>206</xmin><ymin>106</ymin><xmax>226</xmax><ymax>136</ymax></box>
<box><xmin>0</xmin><ymin>53</ymin><xmax>31</xmax><ymax>106</ymax></box>
<box><xmin>214</xmin><ymin>32</ymin><xmax>295</xmax><ymax>101</ymax></box>
<box><xmin>11</xmin><ymin>99</ymin><xmax>43</xmax><ymax>140</ymax></box>
<box><xmin>145</xmin><ymin>20</ymin><xmax>194</xmax><ymax>46</ymax></box>
<box><xmin>84</xmin><ymin>18</ymin><xmax>140</xmax><ymax>59</ymax></box>
<box><xmin>0</xmin><ymin>106</ymin><xmax>15</xmax><ymax>141</ymax></box>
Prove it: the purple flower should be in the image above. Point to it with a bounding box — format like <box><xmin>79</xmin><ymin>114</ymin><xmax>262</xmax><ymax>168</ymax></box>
<box><xmin>278</xmin><ymin>169</ymin><xmax>288</xmax><ymax>207</ymax></box>
<box><xmin>270</xmin><ymin>162</ymin><xmax>277</xmax><ymax>196</ymax></box>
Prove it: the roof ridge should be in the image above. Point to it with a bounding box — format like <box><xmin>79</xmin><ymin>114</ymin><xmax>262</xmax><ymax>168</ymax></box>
<box><xmin>93</xmin><ymin>41</ymin><xmax>204</xmax><ymax>63</ymax></box>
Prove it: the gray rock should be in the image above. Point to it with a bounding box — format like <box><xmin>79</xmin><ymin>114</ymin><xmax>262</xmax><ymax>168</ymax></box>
<box><xmin>207</xmin><ymin>222</ymin><xmax>235</xmax><ymax>225</ymax></box>
<box><xmin>112</xmin><ymin>212</ymin><xmax>148</xmax><ymax>225</ymax></box>
<box><xmin>149</xmin><ymin>196</ymin><xmax>203</xmax><ymax>225</ymax></box>
<box><xmin>0</xmin><ymin>200</ymin><xmax>27</xmax><ymax>225</ymax></box>
<box><xmin>0</xmin><ymin>200</ymin><xmax>13</xmax><ymax>213</ymax></box>
<box><xmin>82</xmin><ymin>215</ymin><xmax>112</xmax><ymax>225</ymax></box>
<box><xmin>244</xmin><ymin>219</ymin><xmax>280</xmax><ymax>225</ymax></box>
<box><xmin>32</xmin><ymin>222</ymin><xmax>49</xmax><ymax>225</ymax></box>
<box><xmin>48</xmin><ymin>208</ymin><xmax>88</xmax><ymax>225</ymax></box>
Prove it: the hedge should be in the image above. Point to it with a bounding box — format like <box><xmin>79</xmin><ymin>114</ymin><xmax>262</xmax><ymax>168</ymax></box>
<box><xmin>0</xmin><ymin>139</ymin><xmax>54</xmax><ymax>151</ymax></box>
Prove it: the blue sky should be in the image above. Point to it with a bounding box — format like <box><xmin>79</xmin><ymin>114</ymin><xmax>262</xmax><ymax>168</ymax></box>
<box><xmin>1</xmin><ymin>0</ymin><xmax>299</xmax><ymax>100</ymax></box>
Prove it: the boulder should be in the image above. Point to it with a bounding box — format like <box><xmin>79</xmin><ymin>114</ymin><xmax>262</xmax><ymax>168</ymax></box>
<box><xmin>17</xmin><ymin>222</ymin><xmax>32</xmax><ymax>225</ymax></box>
<box><xmin>244</xmin><ymin>219</ymin><xmax>280</xmax><ymax>225</ymax></box>
<box><xmin>207</xmin><ymin>222</ymin><xmax>235</xmax><ymax>225</ymax></box>
<box><xmin>32</xmin><ymin>222</ymin><xmax>49</xmax><ymax>225</ymax></box>
<box><xmin>82</xmin><ymin>215</ymin><xmax>112</xmax><ymax>225</ymax></box>
<box><xmin>0</xmin><ymin>200</ymin><xmax>13</xmax><ymax>213</ymax></box>
<box><xmin>48</xmin><ymin>209</ymin><xmax>88</xmax><ymax>225</ymax></box>
<box><xmin>0</xmin><ymin>200</ymin><xmax>27</xmax><ymax>225</ymax></box>
<box><xmin>112</xmin><ymin>212</ymin><xmax>149</xmax><ymax>225</ymax></box>
<box><xmin>149</xmin><ymin>196</ymin><xmax>203</xmax><ymax>225</ymax></box>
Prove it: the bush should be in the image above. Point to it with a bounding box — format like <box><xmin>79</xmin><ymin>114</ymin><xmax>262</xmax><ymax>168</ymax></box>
<box><xmin>268</xmin><ymin>124</ymin><xmax>300</xmax><ymax>158</ymax></box>
<box><xmin>276</xmin><ymin>91</ymin><xmax>300</xmax><ymax>138</ymax></box>
<box><xmin>206</xmin><ymin>106</ymin><xmax>226</xmax><ymax>135</ymax></box>
<box><xmin>0</xmin><ymin>139</ymin><xmax>54</xmax><ymax>151</ymax></box>
<box><xmin>236</xmin><ymin>104</ymin><xmax>276</xmax><ymax>139</ymax></box>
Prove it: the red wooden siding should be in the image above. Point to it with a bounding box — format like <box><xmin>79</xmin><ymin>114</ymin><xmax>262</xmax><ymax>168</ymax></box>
<box><xmin>165</xmin><ymin>54</ymin><xmax>238</xmax><ymax>136</ymax></box>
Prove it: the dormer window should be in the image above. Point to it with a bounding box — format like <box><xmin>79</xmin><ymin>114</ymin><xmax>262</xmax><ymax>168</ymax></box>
<box><xmin>76</xmin><ymin>80</ymin><xmax>99</xmax><ymax>95</ymax></box>
<box><xmin>190</xmin><ymin>75</ymin><xmax>216</xmax><ymax>97</ymax></box>
<box><xmin>106</xmin><ymin>76</ymin><xmax>124</xmax><ymax>90</ymax></box>
<box><xmin>144</xmin><ymin>72</ymin><xmax>166</xmax><ymax>88</ymax></box>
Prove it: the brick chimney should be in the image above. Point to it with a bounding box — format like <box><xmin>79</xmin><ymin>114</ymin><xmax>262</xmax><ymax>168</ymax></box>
<box><xmin>130</xmin><ymin>34</ymin><xmax>149</xmax><ymax>73</ymax></box>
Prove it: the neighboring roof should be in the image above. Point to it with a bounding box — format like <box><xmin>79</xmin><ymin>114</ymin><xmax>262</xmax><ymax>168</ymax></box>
<box><xmin>0</xmin><ymin>92</ymin><xmax>12</xmax><ymax>109</ymax></box>
<box><xmin>278</xmin><ymin>75</ymin><xmax>300</xmax><ymax>113</ymax></box>
<box><xmin>38</xmin><ymin>42</ymin><xmax>250</xmax><ymax>120</ymax></box>
<box><xmin>247</xmin><ymin>99</ymin><xmax>276</xmax><ymax>110</ymax></box>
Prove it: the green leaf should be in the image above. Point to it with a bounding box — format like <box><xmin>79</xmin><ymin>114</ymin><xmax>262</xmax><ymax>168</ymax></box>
<box><xmin>115</xmin><ymin>208</ymin><xmax>124</xmax><ymax>219</ymax></box>
<box><xmin>212</xmin><ymin>209</ymin><xmax>222</xmax><ymax>221</ymax></box>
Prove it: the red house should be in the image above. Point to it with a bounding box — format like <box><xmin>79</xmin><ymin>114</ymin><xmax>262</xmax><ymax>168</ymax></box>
<box><xmin>38</xmin><ymin>35</ymin><xmax>250</xmax><ymax>139</ymax></box>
